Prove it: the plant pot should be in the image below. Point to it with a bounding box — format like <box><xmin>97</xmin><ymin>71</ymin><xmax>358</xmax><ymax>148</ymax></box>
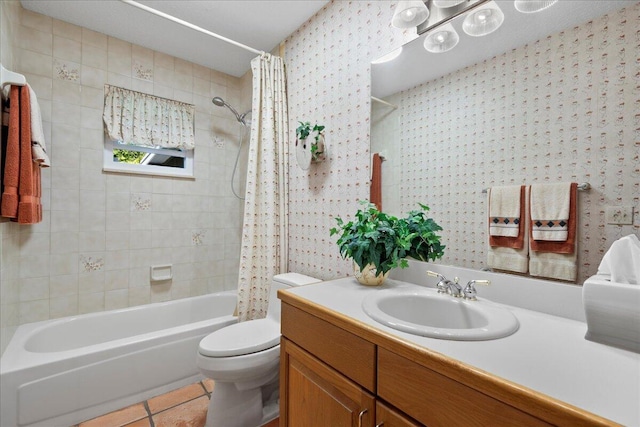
<box><xmin>353</xmin><ymin>262</ymin><xmax>390</xmax><ymax>286</ymax></box>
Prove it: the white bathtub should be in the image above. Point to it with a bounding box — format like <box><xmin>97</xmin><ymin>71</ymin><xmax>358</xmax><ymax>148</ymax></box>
<box><xmin>0</xmin><ymin>291</ymin><xmax>237</xmax><ymax>427</ymax></box>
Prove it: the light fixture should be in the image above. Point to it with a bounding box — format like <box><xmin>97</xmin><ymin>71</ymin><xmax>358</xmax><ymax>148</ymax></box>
<box><xmin>392</xmin><ymin>1</ymin><xmax>430</xmax><ymax>29</ymax></box>
<box><xmin>514</xmin><ymin>0</ymin><xmax>559</xmax><ymax>13</ymax></box>
<box><xmin>423</xmin><ymin>23</ymin><xmax>459</xmax><ymax>53</ymax></box>
<box><xmin>432</xmin><ymin>0</ymin><xmax>466</xmax><ymax>8</ymax></box>
<box><xmin>462</xmin><ymin>1</ymin><xmax>504</xmax><ymax>37</ymax></box>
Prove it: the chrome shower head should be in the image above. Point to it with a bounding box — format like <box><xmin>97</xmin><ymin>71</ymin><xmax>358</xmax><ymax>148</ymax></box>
<box><xmin>212</xmin><ymin>96</ymin><xmax>247</xmax><ymax>125</ymax></box>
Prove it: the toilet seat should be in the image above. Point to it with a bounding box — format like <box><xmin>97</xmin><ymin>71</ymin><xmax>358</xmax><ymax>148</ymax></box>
<box><xmin>199</xmin><ymin>319</ymin><xmax>280</xmax><ymax>357</ymax></box>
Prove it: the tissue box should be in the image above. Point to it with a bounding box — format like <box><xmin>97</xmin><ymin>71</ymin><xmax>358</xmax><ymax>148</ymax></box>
<box><xmin>583</xmin><ymin>274</ymin><xmax>640</xmax><ymax>353</ymax></box>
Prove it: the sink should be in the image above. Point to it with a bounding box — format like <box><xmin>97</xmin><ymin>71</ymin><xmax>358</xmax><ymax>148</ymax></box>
<box><xmin>362</xmin><ymin>288</ymin><xmax>519</xmax><ymax>340</ymax></box>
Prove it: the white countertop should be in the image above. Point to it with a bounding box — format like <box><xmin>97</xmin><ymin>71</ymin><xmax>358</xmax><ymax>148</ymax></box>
<box><xmin>284</xmin><ymin>277</ymin><xmax>640</xmax><ymax>426</ymax></box>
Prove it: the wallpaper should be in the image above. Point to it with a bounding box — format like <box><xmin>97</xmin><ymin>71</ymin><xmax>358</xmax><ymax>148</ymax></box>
<box><xmin>285</xmin><ymin>1</ymin><xmax>415</xmax><ymax>280</ymax></box>
<box><xmin>379</xmin><ymin>3</ymin><xmax>640</xmax><ymax>284</ymax></box>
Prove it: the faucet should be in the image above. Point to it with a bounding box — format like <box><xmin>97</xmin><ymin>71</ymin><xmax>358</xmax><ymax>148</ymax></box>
<box><xmin>426</xmin><ymin>271</ymin><xmax>463</xmax><ymax>297</ymax></box>
<box><xmin>463</xmin><ymin>279</ymin><xmax>491</xmax><ymax>300</ymax></box>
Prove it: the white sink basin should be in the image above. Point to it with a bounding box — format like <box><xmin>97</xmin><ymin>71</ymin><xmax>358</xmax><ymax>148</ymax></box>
<box><xmin>362</xmin><ymin>288</ymin><xmax>519</xmax><ymax>340</ymax></box>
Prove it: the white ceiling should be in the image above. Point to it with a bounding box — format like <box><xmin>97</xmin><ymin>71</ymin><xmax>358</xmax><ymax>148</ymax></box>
<box><xmin>372</xmin><ymin>0</ymin><xmax>636</xmax><ymax>98</ymax></box>
<box><xmin>21</xmin><ymin>0</ymin><xmax>329</xmax><ymax>77</ymax></box>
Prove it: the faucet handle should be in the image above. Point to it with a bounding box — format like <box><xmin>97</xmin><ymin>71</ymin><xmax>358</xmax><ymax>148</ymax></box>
<box><xmin>463</xmin><ymin>279</ymin><xmax>491</xmax><ymax>300</ymax></box>
<box><xmin>426</xmin><ymin>270</ymin><xmax>445</xmax><ymax>280</ymax></box>
<box><xmin>426</xmin><ymin>270</ymin><xmax>449</xmax><ymax>293</ymax></box>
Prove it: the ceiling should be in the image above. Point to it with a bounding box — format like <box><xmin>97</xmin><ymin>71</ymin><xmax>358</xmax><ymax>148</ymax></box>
<box><xmin>21</xmin><ymin>0</ymin><xmax>329</xmax><ymax>77</ymax></box>
<box><xmin>372</xmin><ymin>0</ymin><xmax>635</xmax><ymax>98</ymax></box>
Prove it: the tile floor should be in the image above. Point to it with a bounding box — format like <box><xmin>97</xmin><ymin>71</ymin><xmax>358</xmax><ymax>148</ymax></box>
<box><xmin>74</xmin><ymin>379</ymin><xmax>279</xmax><ymax>427</ymax></box>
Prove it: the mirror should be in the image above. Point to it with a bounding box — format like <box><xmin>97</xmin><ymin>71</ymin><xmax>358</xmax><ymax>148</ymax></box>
<box><xmin>371</xmin><ymin>0</ymin><xmax>636</xmax><ymax>284</ymax></box>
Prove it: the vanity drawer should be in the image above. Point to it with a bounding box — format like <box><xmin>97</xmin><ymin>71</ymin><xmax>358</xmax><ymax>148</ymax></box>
<box><xmin>377</xmin><ymin>348</ymin><xmax>551</xmax><ymax>427</ymax></box>
<box><xmin>281</xmin><ymin>303</ymin><xmax>376</xmax><ymax>391</ymax></box>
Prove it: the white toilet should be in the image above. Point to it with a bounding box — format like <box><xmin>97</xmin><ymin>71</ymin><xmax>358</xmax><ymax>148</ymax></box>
<box><xmin>197</xmin><ymin>273</ymin><xmax>320</xmax><ymax>427</ymax></box>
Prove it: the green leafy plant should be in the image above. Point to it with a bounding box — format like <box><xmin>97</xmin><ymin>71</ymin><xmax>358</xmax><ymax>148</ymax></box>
<box><xmin>330</xmin><ymin>201</ymin><xmax>445</xmax><ymax>276</ymax></box>
<box><xmin>296</xmin><ymin>121</ymin><xmax>325</xmax><ymax>161</ymax></box>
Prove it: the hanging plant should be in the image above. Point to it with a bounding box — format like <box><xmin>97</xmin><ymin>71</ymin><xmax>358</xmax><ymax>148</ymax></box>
<box><xmin>296</xmin><ymin>121</ymin><xmax>326</xmax><ymax>163</ymax></box>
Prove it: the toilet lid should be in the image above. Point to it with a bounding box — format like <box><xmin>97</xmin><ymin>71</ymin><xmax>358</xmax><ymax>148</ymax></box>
<box><xmin>199</xmin><ymin>319</ymin><xmax>280</xmax><ymax>357</ymax></box>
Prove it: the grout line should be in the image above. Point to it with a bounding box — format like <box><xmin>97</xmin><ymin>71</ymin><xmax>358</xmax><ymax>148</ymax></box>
<box><xmin>152</xmin><ymin>394</ymin><xmax>209</xmax><ymax>418</ymax></box>
<box><xmin>143</xmin><ymin>401</ymin><xmax>153</xmax><ymax>418</ymax></box>
<box><xmin>198</xmin><ymin>380</ymin><xmax>211</xmax><ymax>397</ymax></box>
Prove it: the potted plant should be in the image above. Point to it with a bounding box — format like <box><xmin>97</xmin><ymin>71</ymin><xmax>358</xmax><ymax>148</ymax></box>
<box><xmin>330</xmin><ymin>201</ymin><xmax>445</xmax><ymax>285</ymax></box>
<box><xmin>296</xmin><ymin>121</ymin><xmax>325</xmax><ymax>162</ymax></box>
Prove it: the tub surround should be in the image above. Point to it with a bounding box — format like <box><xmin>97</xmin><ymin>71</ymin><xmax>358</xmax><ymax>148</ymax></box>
<box><xmin>278</xmin><ymin>269</ymin><xmax>640</xmax><ymax>426</ymax></box>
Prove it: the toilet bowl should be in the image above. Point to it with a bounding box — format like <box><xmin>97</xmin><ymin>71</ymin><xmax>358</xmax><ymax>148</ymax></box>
<box><xmin>197</xmin><ymin>273</ymin><xmax>321</xmax><ymax>427</ymax></box>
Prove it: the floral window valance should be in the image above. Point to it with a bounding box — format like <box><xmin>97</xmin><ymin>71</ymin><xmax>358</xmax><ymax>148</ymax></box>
<box><xmin>103</xmin><ymin>85</ymin><xmax>195</xmax><ymax>150</ymax></box>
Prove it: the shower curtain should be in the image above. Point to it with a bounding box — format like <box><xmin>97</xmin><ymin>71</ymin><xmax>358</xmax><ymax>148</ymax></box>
<box><xmin>237</xmin><ymin>54</ymin><xmax>289</xmax><ymax>321</ymax></box>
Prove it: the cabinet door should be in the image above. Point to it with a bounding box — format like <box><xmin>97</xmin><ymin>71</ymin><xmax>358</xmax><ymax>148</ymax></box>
<box><xmin>281</xmin><ymin>338</ymin><xmax>375</xmax><ymax>427</ymax></box>
<box><xmin>376</xmin><ymin>401</ymin><xmax>423</xmax><ymax>427</ymax></box>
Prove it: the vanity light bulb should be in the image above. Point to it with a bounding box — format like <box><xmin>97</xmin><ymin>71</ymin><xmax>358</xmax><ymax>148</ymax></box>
<box><xmin>462</xmin><ymin>2</ymin><xmax>504</xmax><ymax>37</ymax></box>
<box><xmin>424</xmin><ymin>25</ymin><xmax>459</xmax><ymax>53</ymax></box>
<box><xmin>514</xmin><ymin>0</ymin><xmax>559</xmax><ymax>13</ymax></box>
<box><xmin>392</xmin><ymin>1</ymin><xmax>430</xmax><ymax>28</ymax></box>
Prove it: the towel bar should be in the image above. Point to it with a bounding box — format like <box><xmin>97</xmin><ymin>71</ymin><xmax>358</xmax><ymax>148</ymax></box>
<box><xmin>481</xmin><ymin>182</ymin><xmax>590</xmax><ymax>194</ymax></box>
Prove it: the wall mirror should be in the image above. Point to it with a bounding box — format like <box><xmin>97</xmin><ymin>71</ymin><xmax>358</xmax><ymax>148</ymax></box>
<box><xmin>371</xmin><ymin>0</ymin><xmax>636</xmax><ymax>283</ymax></box>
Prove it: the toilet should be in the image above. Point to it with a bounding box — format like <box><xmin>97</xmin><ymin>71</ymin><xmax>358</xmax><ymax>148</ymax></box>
<box><xmin>197</xmin><ymin>273</ymin><xmax>321</xmax><ymax>427</ymax></box>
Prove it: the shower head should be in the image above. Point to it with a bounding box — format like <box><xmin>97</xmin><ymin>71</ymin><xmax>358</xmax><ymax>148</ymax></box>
<box><xmin>212</xmin><ymin>96</ymin><xmax>247</xmax><ymax>125</ymax></box>
<box><xmin>212</xmin><ymin>96</ymin><xmax>226</xmax><ymax>107</ymax></box>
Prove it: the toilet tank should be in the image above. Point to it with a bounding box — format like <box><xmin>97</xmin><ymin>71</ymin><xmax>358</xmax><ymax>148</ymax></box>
<box><xmin>268</xmin><ymin>273</ymin><xmax>321</xmax><ymax>321</ymax></box>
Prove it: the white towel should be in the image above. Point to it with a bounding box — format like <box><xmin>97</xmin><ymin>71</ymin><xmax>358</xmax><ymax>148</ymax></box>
<box><xmin>27</xmin><ymin>84</ymin><xmax>50</xmax><ymax>167</ymax></box>
<box><xmin>597</xmin><ymin>234</ymin><xmax>640</xmax><ymax>285</ymax></box>
<box><xmin>530</xmin><ymin>182</ymin><xmax>571</xmax><ymax>241</ymax></box>
<box><xmin>489</xmin><ymin>185</ymin><xmax>521</xmax><ymax>237</ymax></box>
<box><xmin>487</xmin><ymin>186</ymin><xmax>529</xmax><ymax>273</ymax></box>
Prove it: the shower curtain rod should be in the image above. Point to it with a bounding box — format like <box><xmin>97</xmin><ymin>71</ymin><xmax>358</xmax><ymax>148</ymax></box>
<box><xmin>119</xmin><ymin>0</ymin><xmax>264</xmax><ymax>56</ymax></box>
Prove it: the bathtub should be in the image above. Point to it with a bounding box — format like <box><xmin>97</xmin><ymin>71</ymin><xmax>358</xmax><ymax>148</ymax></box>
<box><xmin>0</xmin><ymin>291</ymin><xmax>237</xmax><ymax>427</ymax></box>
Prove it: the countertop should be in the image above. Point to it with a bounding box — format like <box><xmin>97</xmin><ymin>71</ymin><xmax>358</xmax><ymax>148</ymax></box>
<box><xmin>281</xmin><ymin>277</ymin><xmax>640</xmax><ymax>426</ymax></box>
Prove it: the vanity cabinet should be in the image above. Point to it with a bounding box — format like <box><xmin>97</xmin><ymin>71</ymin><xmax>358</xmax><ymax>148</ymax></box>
<box><xmin>279</xmin><ymin>296</ymin><xmax>615</xmax><ymax>427</ymax></box>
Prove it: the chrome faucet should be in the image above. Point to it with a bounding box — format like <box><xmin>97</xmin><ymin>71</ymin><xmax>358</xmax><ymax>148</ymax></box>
<box><xmin>463</xmin><ymin>279</ymin><xmax>491</xmax><ymax>300</ymax></box>
<box><xmin>426</xmin><ymin>271</ymin><xmax>463</xmax><ymax>297</ymax></box>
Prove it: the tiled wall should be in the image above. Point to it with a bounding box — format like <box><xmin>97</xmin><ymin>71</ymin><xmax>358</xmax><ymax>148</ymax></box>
<box><xmin>377</xmin><ymin>4</ymin><xmax>640</xmax><ymax>284</ymax></box>
<box><xmin>0</xmin><ymin>3</ymin><xmax>251</xmax><ymax>354</ymax></box>
<box><xmin>288</xmin><ymin>1</ymin><xmax>638</xmax><ymax>286</ymax></box>
<box><xmin>285</xmin><ymin>1</ymin><xmax>415</xmax><ymax>280</ymax></box>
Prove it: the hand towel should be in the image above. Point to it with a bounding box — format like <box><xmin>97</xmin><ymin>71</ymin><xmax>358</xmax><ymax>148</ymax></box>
<box><xmin>28</xmin><ymin>84</ymin><xmax>50</xmax><ymax>167</ymax></box>
<box><xmin>530</xmin><ymin>182</ymin><xmax>577</xmax><ymax>254</ymax></box>
<box><xmin>529</xmin><ymin>183</ymin><xmax>578</xmax><ymax>281</ymax></box>
<box><xmin>489</xmin><ymin>185</ymin><xmax>522</xmax><ymax>238</ymax></box>
<box><xmin>530</xmin><ymin>182</ymin><xmax>572</xmax><ymax>241</ymax></box>
<box><xmin>1</xmin><ymin>86</ymin><xmax>20</xmax><ymax>218</ymax></box>
<box><xmin>597</xmin><ymin>234</ymin><xmax>640</xmax><ymax>285</ymax></box>
<box><xmin>370</xmin><ymin>153</ymin><xmax>382</xmax><ymax>211</ymax></box>
<box><xmin>487</xmin><ymin>186</ymin><xmax>529</xmax><ymax>273</ymax></box>
<box><xmin>489</xmin><ymin>185</ymin><xmax>525</xmax><ymax>248</ymax></box>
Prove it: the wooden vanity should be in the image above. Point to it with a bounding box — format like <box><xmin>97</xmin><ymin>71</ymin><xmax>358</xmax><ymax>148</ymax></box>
<box><xmin>278</xmin><ymin>282</ymin><xmax>621</xmax><ymax>427</ymax></box>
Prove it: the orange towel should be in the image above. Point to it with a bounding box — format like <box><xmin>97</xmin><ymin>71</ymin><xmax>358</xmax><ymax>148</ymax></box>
<box><xmin>489</xmin><ymin>185</ymin><xmax>525</xmax><ymax>249</ymax></box>
<box><xmin>1</xmin><ymin>86</ymin><xmax>20</xmax><ymax>218</ymax></box>
<box><xmin>529</xmin><ymin>182</ymin><xmax>577</xmax><ymax>254</ymax></box>
<box><xmin>1</xmin><ymin>85</ymin><xmax>41</xmax><ymax>224</ymax></box>
<box><xmin>370</xmin><ymin>153</ymin><xmax>382</xmax><ymax>211</ymax></box>
<box><xmin>17</xmin><ymin>86</ymin><xmax>38</xmax><ymax>224</ymax></box>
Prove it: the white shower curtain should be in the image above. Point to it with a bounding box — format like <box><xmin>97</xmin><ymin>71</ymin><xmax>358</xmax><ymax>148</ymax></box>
<box><xmin>237</xmin><ymin>54</ymin><xmax>289</xmax><ymax>321</ymax></box>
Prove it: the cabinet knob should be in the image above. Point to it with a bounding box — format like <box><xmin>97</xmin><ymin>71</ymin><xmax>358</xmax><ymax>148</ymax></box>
<box><xmin>358</xmin><ymin>409</ymin><xmax>368</xmax><ymax>427</ymax></box>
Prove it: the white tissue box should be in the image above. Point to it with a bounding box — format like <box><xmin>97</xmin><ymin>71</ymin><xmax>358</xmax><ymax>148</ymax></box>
<box><xmin>583</xmin><ymin>274</ymin><xmax>640</xmax><ymax>353</ymax></box>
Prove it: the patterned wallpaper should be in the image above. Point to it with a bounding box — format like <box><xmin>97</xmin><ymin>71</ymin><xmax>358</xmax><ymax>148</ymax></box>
<box><xmin>285</xmin><ymin>1</ymin><xmax>415</xmax><ymax>280</ymax></box>
<box><xmin>378</xmin><ymin>3</ymin><xmax>640</xmax><ymax>284</ymax></box>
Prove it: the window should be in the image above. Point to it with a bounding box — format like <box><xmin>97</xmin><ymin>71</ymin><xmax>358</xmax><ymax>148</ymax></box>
<box><xmin>103</xmin><ymin>140</ymin><xmax>194</xmax><ymax>178</ymax></box>
<box><xmin>102</xmin><ymin>85</ymin><xmax>195</xmax><ymax>178</ymax></box>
